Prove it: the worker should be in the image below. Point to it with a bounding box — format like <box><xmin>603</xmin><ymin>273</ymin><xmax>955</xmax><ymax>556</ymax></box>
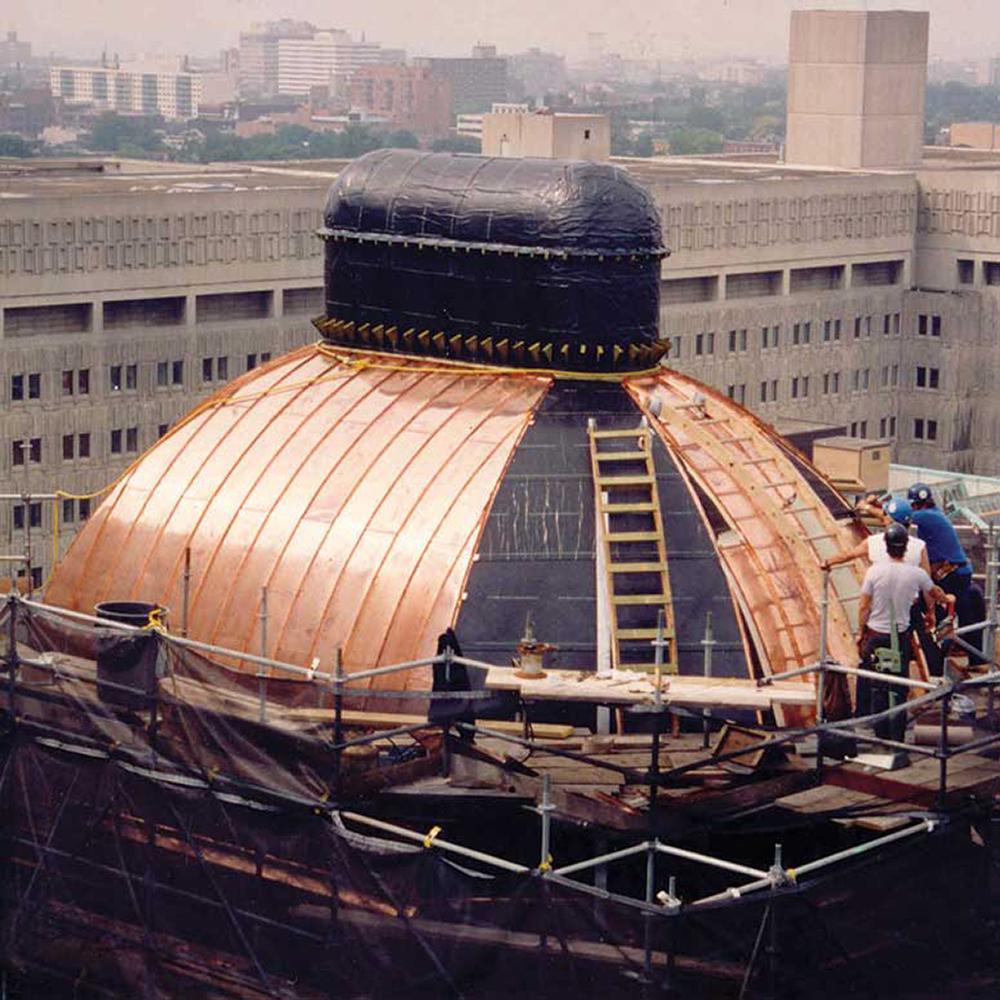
<box><xmin>821</xmin><ymin>498</ymin><xmax>930</xmax><ymax>574</ymax></box>
<box><xmin>856</xmin><ymin>523</ymin><xmax>949</xmax><ymax>742</ymax></box>
<box><xmin>907</xmin><ymin>483</ymin><xmax>984</xmax><ymax>664</ymax></box>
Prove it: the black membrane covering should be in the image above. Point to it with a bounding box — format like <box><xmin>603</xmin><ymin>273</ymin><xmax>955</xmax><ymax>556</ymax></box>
<box><xmin>1</xmin><ymin>602</ymin><xmax>997</xmax><ymax>999</ymax></box>
<box><xmin>456</xmin><ymin>381</ymin><xmax>746</xmax><ymax>690</ymax></box>
<box><xmin>321</xmin><ymin>150</ymin><xmax>667</xmax><ymax>353</ymax></box>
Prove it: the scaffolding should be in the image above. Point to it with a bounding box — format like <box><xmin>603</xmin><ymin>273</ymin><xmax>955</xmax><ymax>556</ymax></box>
<box><xmin>2</xmin><ymin>591</ymin><xmax>1000</xmax><ymax>996</ymax></box>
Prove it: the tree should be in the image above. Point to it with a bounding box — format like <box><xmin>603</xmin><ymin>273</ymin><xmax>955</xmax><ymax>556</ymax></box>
<box><xmin>667</xmin><ymin>127</ymin><xmax>724</xmax><ymax>156</ymax></box>
<box><xmin>633</xmin><ymin>132</ymin><xmax>655</xmax><ymax>157</ymax></box>
<box><xmin>0</xmin><ymin>133</ymin><xmax>32</xmax><ymax>157</ymax></box>
<box><xmin>431</xmin><ymin>135</ymin><xmax>480</xmax><ymax>153</ymax></box>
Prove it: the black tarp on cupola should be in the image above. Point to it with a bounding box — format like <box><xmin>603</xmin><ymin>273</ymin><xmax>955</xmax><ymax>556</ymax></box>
<box><xmin>456</xmin><ymin>380</ymin><xmax>746</xmax><ymax>684</ymax></box>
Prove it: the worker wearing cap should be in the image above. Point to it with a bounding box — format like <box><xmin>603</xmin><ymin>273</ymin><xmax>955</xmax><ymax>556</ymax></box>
<box><xmin>856</xmin><ymin>523</ymin><xmax>948</xmax><ymax>741</ymax></box>
<box><xmin>822</xmin><ymin>497</ymin><xmax>930</xmax><ymax>574</ymax></box>
<box><xmin>907</xmin><ymin>482</ymin><xmax>983</xmax><ymax>663</ymax></box>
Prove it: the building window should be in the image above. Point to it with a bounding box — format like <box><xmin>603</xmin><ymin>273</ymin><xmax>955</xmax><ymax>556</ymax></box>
<box><xmin>584</xmin><ymin>128</ymin><xmax>591</xmax><ymax>140</ymax></box>
<box><xmin>890</xmin><ymin>415</ymin><xmax>897</xmax><ymax>436</ymax></box>
<box><xmin>126</xmin><ymin>427</ymin><xmax>138</xmax><ymax>453</ymax></box>
<box><xmin>30</xmin><ymin>566</ymin><xmax>42</xmax><ymax>589</ymax></box>
<box><xmin>110</xmin><ymin>365</ymin><xmax>122</xmax><ymax>392</ymax></box>
<box><xmin>669</xmin><ymin>336</ymin><xmax>682</xmax><ymax>359</ymax></box>
<box><xmin>62</xmin><ymin>370</ymin><xmax>74</xmax><ymax>396</ymax></box>
<box><xmin>158</xmin><ymin>423</ymin><xmax>169</xmax><ymax>438</ymax></box>
<box><xmin>156</xmin><ymin>361</ymin><xmax>169</xmax><ymax>387</ymax></box>
<box><xmin>246</xmin><ymin>353</ymin><xmax>258</xmax><ymax>370</ymax></box>
<box><xmin>62</xmin><ymin>434</ymin><xmax>74</xmax><ymax>460</ymax></box>
<box><xmin>217</xmin><ymin>356</ymin><xmax>229</xmax><ymax>381</ymax></box>
<box><xmin>883</xmin><ymin>314</ymin><xmax>891</xmax><ymax>335</ymax></box>
<box><xmin>859</xmin><ymin>420</ymin><xmax>867</xmax><ymax>437</ymax></box>
<box><xmin>792</xmin><ymin>323</ymin><xmax>801</xmax><ymax>345</ymax></box>
<box><xmin>834</xmin><ymin>318</ymin><xmax>842</xmax><ymax>340</ymax></box>
<box><xmin>28</xmin><ymin>502</ymin><xmax>41</xmax><ymax>528</ymax></box>
<box><xmin>891</xmin><ymin>364</ymin><xmax>899</xmax><ymax>387</ymax></box>
<box><xmin>11</xmin><ymin>374</ymin><xmax>24</xmax><ymax>401</ymax></box>
<box><xmin>202</xmin><ymin>357</ymin><xmax>214</xmax><ymax>382</ymax></box>
<box><xmin>931</xmin><ymin>315</ymin><xmax>941</xmax><ymax>337</ymax></box>
<box><xmin>79</xmin><ymin>498</ymin><xmax>91</xmax><ymax>520</ymax></box>
<box><xmin>822</xmin><ymin>320</ymin><xmax>831</xmax><ymax>342</ymax></box>
<box><xmin>29</xmin><ymin>438</ymin><xmax>41</xmax><ymax>463</ymax></box>
<box><xmin>110</xmin><ymin>429</ymin><xmax>123</xmax><ymax>454</ymax></box>
<box><xmin>28</xmin><ymin>373</ymin><xmax>40</xmax><ymax>399</ymax></box>
<box><xmin>62</xmin><ymin>498</ymin><xmax>75</xmax><ymax>523</ymax></box>
<box><xmin>125</xmin><ymin>364</ymin><xmax>137</xmax><ymax>390</ymax></box>
<box><xmin>791</xmin><ymin>377</ymin><xmax>800</xmax><ymax>399</ymax></box>
<box><xmin>892</xmin><ymin>313</ymin><xmax>900</xmax><ymax>335</ymax></box>
<box><xmin>861</xmin><ymin>368</ymin><xmax>869</xmax><ymax>391</ymax></box>
<box><xmin>958</xmin><ymin>259</ymin><xmax>975</xmax><ymax>284</ymax></box>
<box><xmin>12</xmin><ymin>505</ymin><xmax>24</xmax><ymax>530</ymax></box>
<box><xmin>78</xmin><ymin>369</ymin><xmax>90</xmax><ymax>394</ymax></box>
<box><xmin>260</xmin><ymin>352</ymin><xmax>271</xmax><ymax>364</ymax></box>
<box><xmin>78</xmin><ymin>432</ymin><xmax>91</xmax><ymax>458</ymax></box>
<box><xmin>172</xmin><ymin>360</ymin><xmax>184</xmax><ymax>385</ymax></box>
<box><xmin>916</xmin><ymin>366</ymin><xmax>940</xmax><ymax>390</ymax></box>
<box><xmin>854</xmin><ymin>317</ymin><xmax>861</xmax><ymax>339</ymax></box>
<box><xmin>695</xmin><ymin>332</ymin><xmax>715</xmax><ymax>356</ymax></box>
<box><xmin>759</xmin><ymin>380</ymin><xmax>768</xmax><ymax>403</ymax></box>
<box><xmin>914</xmin><ymin>418</ymin><xmax>938</xmax><ymax>441</ymax></box>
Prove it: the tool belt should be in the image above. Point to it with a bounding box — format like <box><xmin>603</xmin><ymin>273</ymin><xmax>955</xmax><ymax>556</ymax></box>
<box><xmin>931</xmin><ymin>560</ymin><xmax>966</xmax><ymax>582</ymax></box>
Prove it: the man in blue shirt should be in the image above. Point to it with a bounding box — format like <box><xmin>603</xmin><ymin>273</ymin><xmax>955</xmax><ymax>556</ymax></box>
<box><xmin>908</xmin><ymin>483</ymin><xmax>983</xmax><ymax>663</ymax></box>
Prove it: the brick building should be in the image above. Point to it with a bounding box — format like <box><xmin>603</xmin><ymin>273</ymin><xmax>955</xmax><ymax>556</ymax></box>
<box><xmin>349</xmin><ymin>65</ymin><xmax>451</xmax><ymax>140</ymax></box>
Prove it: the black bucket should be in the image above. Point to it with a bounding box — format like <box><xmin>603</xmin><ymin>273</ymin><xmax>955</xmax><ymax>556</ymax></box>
<box><xmin>94</xmin><ymin>601</ymin><xmax>166</xmax><ymax>709</ymax></box>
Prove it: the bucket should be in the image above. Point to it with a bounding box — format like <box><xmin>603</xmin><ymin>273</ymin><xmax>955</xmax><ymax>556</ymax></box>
<box><xmin>94</xmin><ymin>601</ymin><xmax>166</xmax><ymax>709</ymax></box>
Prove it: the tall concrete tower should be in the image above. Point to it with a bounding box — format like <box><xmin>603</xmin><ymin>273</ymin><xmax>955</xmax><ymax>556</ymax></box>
<box><xmin>785</xmin><ymin>8</ymin><xmax>929</xmax><ymax>170</ymax></box>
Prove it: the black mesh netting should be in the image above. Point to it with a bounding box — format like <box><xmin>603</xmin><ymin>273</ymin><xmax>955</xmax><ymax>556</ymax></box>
<box><xmin>2</xmin><ymin>600</ymin><xmax>1000</xmax><ymax>999</ymax></box>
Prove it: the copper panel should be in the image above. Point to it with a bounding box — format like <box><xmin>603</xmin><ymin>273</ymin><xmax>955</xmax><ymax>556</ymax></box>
<box><xmin>47</xmin><ymin>346</ymin><xmax>550</xmax><ymax>692</ymax></box>
<box><xmin>626</xmin><ymin>372</ymin><xmax>865</xmax><ymax>723</ymax></box>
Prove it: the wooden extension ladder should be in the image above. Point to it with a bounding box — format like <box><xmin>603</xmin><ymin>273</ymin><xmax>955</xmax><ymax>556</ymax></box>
<box><xmin>588</xmin><ymin>419</ymin><xmax>678</xmax><ymax>674</ymax></box>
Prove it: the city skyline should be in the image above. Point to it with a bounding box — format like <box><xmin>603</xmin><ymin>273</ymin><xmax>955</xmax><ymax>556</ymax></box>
<box><xmin>5</xmin><ymin>0</ymin><xmax>998</xmax><ymax>65</ymax></box>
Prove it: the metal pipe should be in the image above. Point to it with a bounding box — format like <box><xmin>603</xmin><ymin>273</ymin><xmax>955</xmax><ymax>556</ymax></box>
<box><xmin>938</xmin><ymin>693</ymin><xmax>950</xmax><ymax>811</ymax></box>
<box><xmin>347</xmin><ymin>655</ymin><xmax>445</xmax><ymax>683</ymax></box>
<box><xmin>686</xmin><ymin>874</ymin><xmax>776</xmax><ymax>909</ymax></box>
<box><xmin>5</xmin><ymin>594</ymin><xmax>18</xmax><ymax>715</ymax></box>
<box><xmin>539</xmin><ymin>773</ymin><xmax>553</xmax><ymax>871</ymax></box>
<box><xmin>654</xmin><ymin>842</ymin><xmax>768</xmax><ymax>880</ymax></box>
<box><xmin>339</xmin><ymin>811</ymin><xmax>531</xmax><ymax>874</ymax></box>
<box><xmin>817</xmin><ymin>569</ymin><xmax>830</xmax><ymax>728</ymax></box>
<box><xmin>824</xmin><ymin>662</ymin><xmax>941</xmax><ymax>692</ymax></box>
<box><xmin>257</xmin><ymin>587</ymin><xmax>268</xmax><ymax>723</ymax></box>
<box><xmin>333</xmin><ymin>646</ymin><xmax>344</xmax><ymax>800</ymax></box>
<box><xmin>542</xmin><ymin>872</ymin><xmax>670</xmax><ymax>918</ymax></box>
<box><xmin>942</xmin><ymin>729</ymin><xmax>1000</xmax><ymax>757</ymax></box>
<box><xmin>830</xmin><ymin>728</ymin><xmax>938</xmax><ymax>758</ymax></box>
<box><xmin>701</xmin><ymin>611</ymin><xmax>714</xmax><ymax>748</ymax></box>
<box><xmin>181</xmin><ymin>546</ymin><xmax>191</xmax><ymax>638</ymax></box>
<box><xmin>757</xmin><ymin>662</ymin><xmax>822</xmax><ymax>686</ymax></box>
<box><xmin>789</xmin><ymin>820</ymin><xmax>936</xmax><ymax>879</ymax></box>
<box><xmin>552</xmin><ymin>841</ymin><xmax>650</xmax><ymax>878</ymax></box>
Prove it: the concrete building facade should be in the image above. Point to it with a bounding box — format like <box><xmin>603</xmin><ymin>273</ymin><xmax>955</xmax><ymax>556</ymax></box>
<box><xmin>481</xmin><ymin>109</ymin><xmax>610</xmax><ymax>160</ymax></box>
<box><xmin>0</xmin><ymin>162</ymin><xmax>330</xmax><ymax>587</ymax></box>
<box><xmin>785</xmin><ymin>9</ymin><xmax>929</xmax><ymax>170</ymax></box>
<box><xmin>49</xmin><ymin>61</ymin><xmax>203</xmax><ymax>120</ymax></box>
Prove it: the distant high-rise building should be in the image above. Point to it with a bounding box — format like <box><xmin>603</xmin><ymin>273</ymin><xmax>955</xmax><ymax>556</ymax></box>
<box><xmin>49</xmin><ymin>59</ymin><xmax>203</xmax><ymax>120</ymax></box>
<box><xmin>237</xmin><ymin>20</ymin><xmax>314</xmax><ymax>98</ymax></box>
<box><xmin>509</xmin><ymin>48</ymin><xmax>567</xmax><ymax>101</ymax></box>
<box><xmin>0</xmin><ymin>31</ymin><xmax>31</xmax><ymax>69</ymax></box>
<box><xmin>785</xmin><ymin>9</ymin><xmax>929</xmax><ymax>170</ymax></box>
<box><xmin>481</xmin><ymin>108</ymin><xmax>609</xmax><ymax>160</ymax></box>
<box><xmin>414</xmin><ymin>46</ymin><xmax>508</xmax><ymax>115</ymax></box>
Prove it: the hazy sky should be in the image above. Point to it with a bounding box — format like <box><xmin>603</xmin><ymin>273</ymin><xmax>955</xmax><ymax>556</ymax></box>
<box><xmin>5</xmin><ymin>0</ymin><xmax>996</xmax><ymax>63</ymax></box>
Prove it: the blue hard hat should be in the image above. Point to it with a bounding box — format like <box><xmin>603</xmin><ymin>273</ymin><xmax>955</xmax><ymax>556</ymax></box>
<box><xmin>907</xmin><ymin>482</ymin><xmax>933</xmax><ymax>504</ymax></box>
<box><xmin>885</xmin><ymin>497</ymin><xmax>913</xmax><ymax>525</ymax></box>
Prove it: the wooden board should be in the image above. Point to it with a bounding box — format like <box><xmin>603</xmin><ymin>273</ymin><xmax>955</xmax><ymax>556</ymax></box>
<box><xmin>484</xmin><ymin>666</ymin><xmax>815</xmax><ymax>710</ymax></box>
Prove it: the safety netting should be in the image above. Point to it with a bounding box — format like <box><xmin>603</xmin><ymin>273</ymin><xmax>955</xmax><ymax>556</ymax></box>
<box><xmin>1</xmin><ymin>598</ymin><xmax>997</xmax><ymax>998</ymax></box>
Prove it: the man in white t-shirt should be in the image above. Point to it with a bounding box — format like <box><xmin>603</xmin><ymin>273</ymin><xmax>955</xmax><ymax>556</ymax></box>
<box><xmin>855</xmin><ymin>523</ymin><xmax>949</xmax><ymax>741</ymax></box>
<box><xmin>822</xmin><ymin>497</ymin><xmax>930</xmax><ymax>574</ymax></box>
